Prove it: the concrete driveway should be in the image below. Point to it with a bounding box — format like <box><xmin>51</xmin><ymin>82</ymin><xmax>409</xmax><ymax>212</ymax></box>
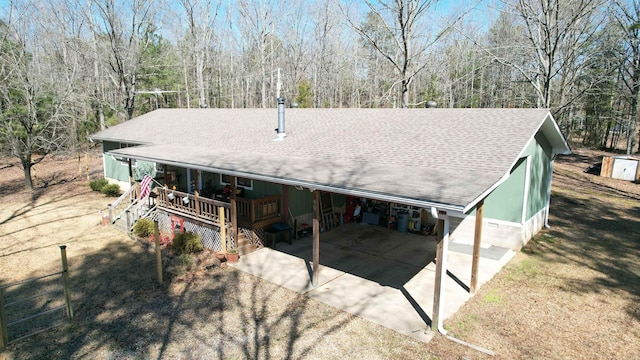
<box><xmin>230</xmin><ymin>222</ymin><xmax>514</xmax><ymax>343</ymax></box>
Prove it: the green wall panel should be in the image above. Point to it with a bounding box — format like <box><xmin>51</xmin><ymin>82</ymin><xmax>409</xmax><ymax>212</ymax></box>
<box><xmin>525</xmin><ymin>133</ymin><xmax>552</xmax><ymax>219</ymax></box>
<box><xmin>483</xmin><ymin>157</ymin><xmax>526</xmax><ymax>223</ymax></box>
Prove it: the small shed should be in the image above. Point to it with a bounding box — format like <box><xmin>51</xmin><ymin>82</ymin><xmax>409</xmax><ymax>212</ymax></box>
<box><xmin>600</xmin><ymin>156</ymin><xmax>640</xmax><ymax>181</ymax></box>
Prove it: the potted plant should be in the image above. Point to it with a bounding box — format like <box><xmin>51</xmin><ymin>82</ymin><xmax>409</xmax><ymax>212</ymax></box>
<box><xmin>226</xmin><ymin>248</ymin><xmax>239</xmax><ymax>263</ymax></box>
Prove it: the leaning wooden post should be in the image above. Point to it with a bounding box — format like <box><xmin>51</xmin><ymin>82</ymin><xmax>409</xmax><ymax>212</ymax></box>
<box><xmin>431</xmin><ymin>215</ymin><xmax>445</xmax><ymax>331</ymax></box>
<box><xmin>59</xmin><ymin>245</ymin><xmax>74</xmax><ymax>320</ymax></box>
<box><xmin>470</xmin><ymin>199</ymin><xmax>484</xmax><ymax>294</ymax></box>
<box><xmin>154</xmin><ymin>220</ymin><xmax>163</xmax><ymax>284</ymax></box>
<box><xmin>0</xmin><ymin>287</ymin><xmax>8</xmax><ymax>348</ymax></box>
<box><xmin>312</xmin><ymin>190</ymin><xmax>321</xmax><ymax>287</ymax></box>
<box><xmin>219</xmin><ymin>206</ymin><xmax>227</xmax><ymax>253</ymax></box>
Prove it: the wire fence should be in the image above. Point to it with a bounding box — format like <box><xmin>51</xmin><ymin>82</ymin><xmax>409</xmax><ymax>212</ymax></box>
<box><xmin>0</xmin><ymin>245</ymin><xmax>73</xmax><ymax>348</ymax></box>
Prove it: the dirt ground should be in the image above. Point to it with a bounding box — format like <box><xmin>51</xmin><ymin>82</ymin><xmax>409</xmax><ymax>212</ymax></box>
<box><xmin>0</xmin><ymin>149</ymin><xmax>638</xmax><ymax>359</ymax></box>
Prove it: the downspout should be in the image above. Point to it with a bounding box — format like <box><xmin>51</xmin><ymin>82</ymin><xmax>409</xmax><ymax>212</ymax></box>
<box><xmin>431</xmin><ymin>207</ymin><xmax>496</xmax><ymax>357</ymax></box>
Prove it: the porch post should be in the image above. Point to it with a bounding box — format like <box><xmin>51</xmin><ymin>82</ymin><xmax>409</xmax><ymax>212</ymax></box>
<box><xmin>470</xmin><ymin>200</ymin><xmax>484</xmax><ymax>294</ymax></box>
<box><xmin>312</xmin><ymin>190</ymin><xmax>320</xmax><ymax>287</ymax></box>
<box><xmin>282</xmin><ymin>185</ymin><xmax>289</xmax><ymax>225</ymax></box>
<box><xmin>127</xmin><ymin>158</ymin><xmax>133</xmax><ymax>185</ymax></box>
<box><xmin>230</xmin><ymin>176</ymin><xmax>238</xmax><ymax>247</ymax></box>
<box><xmin>432</xmin><ymin>210</ymin><xmax>449</xmax><ymax>332</ymax></box>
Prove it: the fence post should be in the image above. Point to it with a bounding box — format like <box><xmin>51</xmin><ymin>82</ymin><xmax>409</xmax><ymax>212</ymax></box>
<box><xmin>59</xmin><ymin>245</ymin><xmax>74</xmax><ymax>320</ymax></box>
<box><xmin>0</xmin><ymin>287</ymin><xmax>8</xmax><ymax>348</ymax></box>
<box><xmin>108</xmin><ymin>205</ymin><xmax>113</xmax><ymax>223</ymax></box>
<box><xmin>125</xmin><ymin>210</ymin><xmax>131</xmax><ymax>234</ymax></box>
<box><xmin>154</xmin><ymin>220</ymin><xmax>163</xmax><ymax>284</ymax></box>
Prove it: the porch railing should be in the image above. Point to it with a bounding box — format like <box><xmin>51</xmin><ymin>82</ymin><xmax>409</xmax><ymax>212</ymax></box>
<box><xmin>108</xmin><ymin>182</ymin><xmax>141</xmax><ymax>223</ymax></box>
<box><xmin>236</xmin><ymin>195</ymin><xmax>281</xmax><ymax>224</ymax></box>
<box><xmin>156</xmin><ymin>188</ymin><xmax>231</xmax><ymax>227</ymax></box>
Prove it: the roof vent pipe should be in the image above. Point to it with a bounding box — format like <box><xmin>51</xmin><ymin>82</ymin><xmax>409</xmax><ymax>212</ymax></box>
<box><xmin>275</xmin><ymin>97</ymin><xmax>286</xmax><ymax>140</ymax></box>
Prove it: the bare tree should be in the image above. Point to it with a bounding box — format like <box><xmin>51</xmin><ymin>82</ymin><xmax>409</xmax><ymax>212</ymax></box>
<box><xmin>179</xmin><ymin>0</ymin><xmax>221</xmax><ymax>108</ymax></box>
<box><xmin>344</xmin><ymin>0</ymin><xmax>450</xmax><ymax>108</ymax></box>
<box><xmin>512</xmin><ymin>0</ymin><xmax>606</xmax><ymax>112</ymax></box>
<box><xmin>612</xmin><ymin>0</ymin><xmax>640</xmax><ymax>154</ymax></box>
<box><xmin>90</xmin><ymin>0</ymin><xmax>159</xmax><ymax>120</ymax></box>
<box><xmin>0</xmin><ymin>4</ymin><xmax>74</xmax><ymax>189</ymax></box>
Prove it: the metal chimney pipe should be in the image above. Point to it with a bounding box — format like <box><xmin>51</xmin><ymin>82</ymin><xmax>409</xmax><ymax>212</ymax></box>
<box><xmin>276</xmin><ymin>97</ymin><xmax>286</xmax><ymax>139</ymax></box>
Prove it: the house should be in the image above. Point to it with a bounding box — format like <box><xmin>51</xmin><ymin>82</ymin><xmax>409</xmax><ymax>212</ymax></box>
<box><xmin>90</xmin><ymin>106</ymin><xmax>569</xmax><ymax>248</ymax></box>
<box><xmin>89</xmin><ymin>105</ymin><xmax>570</xmax><ymax>333</ymax></box>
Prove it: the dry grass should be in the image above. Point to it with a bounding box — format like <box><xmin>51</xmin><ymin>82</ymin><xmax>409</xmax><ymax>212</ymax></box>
<box><xmin>0</xmin><ymin>148</ymin><xmax>638</xmax><ymax>359</ymax></box>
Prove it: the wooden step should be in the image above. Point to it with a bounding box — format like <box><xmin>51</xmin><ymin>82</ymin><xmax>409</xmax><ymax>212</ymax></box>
<box><xmin>238</xmin><ymin>243</ymin><xmax>257</xmax><ymax>256</ymax></box>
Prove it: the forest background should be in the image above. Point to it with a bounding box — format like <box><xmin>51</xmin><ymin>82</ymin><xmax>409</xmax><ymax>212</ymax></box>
<box><xmin>1</xmin><ymin>0</ymin><xmax>639</xmax><ymax>189</ymax></box>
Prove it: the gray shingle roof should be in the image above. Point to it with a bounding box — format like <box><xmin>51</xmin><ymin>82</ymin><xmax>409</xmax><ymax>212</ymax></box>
<box><xmin>90</xmin><ymin>108</ymin><xmax>569</xmax><ymax>212</ymax></box>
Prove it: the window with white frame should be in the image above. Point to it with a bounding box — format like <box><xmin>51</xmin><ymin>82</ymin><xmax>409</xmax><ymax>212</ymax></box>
<box><xmin>220</xmin><ymin>174</ymin><xmax>253</xmax><ymax>190</ymax></box>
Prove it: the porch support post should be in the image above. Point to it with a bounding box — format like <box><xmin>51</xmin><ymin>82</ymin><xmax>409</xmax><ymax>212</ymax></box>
<box><xmin>230</xmin><ymin>176</ymin><xmax>238</xmax><ymax>248</ymax></box>
<box><xmin>470</xmin><ymin>200</ymin><xmax>484</xmax><ymax>294</ymax></box>
<box><xmin>219</xmin><ymin>206</ymin><xmax>227</xmax><ymax>253</ymax></box>
<box><xmin>432</xmin><ymin>210</ymin><xmax>449</xmax><ymax>333</ymax></box>
<box><xmin>282</xmin><ymin>185</ymin><xmax>289</xmax><ymax>224</ymax></box>
<box><xmin>312</xmin><ymin>190</ymin><xmax>320</xmax><ymax>287</ymax></box>
<box><xmin>127</xmin><ymin>158</ymin><xmax>133</xmax><ymax>185</ymax></box>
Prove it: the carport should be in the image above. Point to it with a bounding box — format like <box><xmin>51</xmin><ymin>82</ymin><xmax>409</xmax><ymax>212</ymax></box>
<box><xmin>230</xmin><ymin>222</ymin><xmax>514</xmax><ymax>342</ymax></box>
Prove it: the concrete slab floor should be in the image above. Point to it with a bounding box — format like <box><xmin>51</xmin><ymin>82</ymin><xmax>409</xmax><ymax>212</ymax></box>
<box><xmin>230</xmin><ymin>222</ymin><xmax>514</xmax><ymax>343</ymax></box>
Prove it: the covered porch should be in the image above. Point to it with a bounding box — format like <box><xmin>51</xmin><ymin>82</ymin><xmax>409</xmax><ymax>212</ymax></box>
<box><xmin>230</xmin><ymin>222</ymin><xmax>514</xmax><ymax>343</ymax></box>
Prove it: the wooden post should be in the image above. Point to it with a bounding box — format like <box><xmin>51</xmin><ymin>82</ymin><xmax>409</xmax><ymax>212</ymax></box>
<box><xmin>312</xmin><ymin>190</ymin><xmax>321</xmax><ymax>287</ymax></box>
<box><xmin>219</xmin><ymin>206</ymin><xmax>227</xmax><ymax>253</ymax></box>
<box><xmin>0</xmin><ymin>287</ymin><xmax>8</xmax><ymax>348</ymax></box>
<box><xmin>59</xmin><ymin>245</ymin><xmax>74</xmax><ymax>320</ymax></box>
<box><xmin>194</xmin><ymin>191</ymin><xmax>201</xmax><ymax>216</ymax></box>
<box><xmin>431</xmin><ymin>217</ymin><xmax>445</xmax><ymax>331</ymax></box>
<box><xmin>154</xmin><ymin>221</ymin><xmax>163</xmax><ymax>284</ymax></box>
<box><xmin>230</xmin><ymin>176</ymin><xmax>238</xmax><ymax>247</ymax></box>
<box><xmin>125</xmin><ymin>210</ymin><xmax>131</xmax><ymax>234</ymax></box>
<box><xmin>108</xmin><ymin>205</ymin><xmax>113</xmax><ymax>224</ymax></box>
<box><xmin>128</xmin><ymin>158</ymin><xmax>133</xmax><ymax>185</ymax></box>
<box><xmin>85</xmin><ymin>153</ymin><xmax>90</xmax><ymax>181</ymax></box>
<box><xmin>282</xmin><ymin>185</ymin><xmax>289</xmax><ymax>224</ymax></box>
<box><xmin>470</xmin><ymin>200</ymin><xmax>484</xmax><ymax>294</ymax></box>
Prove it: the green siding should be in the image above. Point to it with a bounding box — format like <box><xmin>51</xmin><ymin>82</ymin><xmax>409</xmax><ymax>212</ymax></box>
<box><xmin>525</xmin><ymin>133</ymin><xmax>552</xmax><ymax>219</ymax></box>
<box><xmin>288</xmin><ymin>187</ymin><xmax>314</xmax><ymax>217</ymax></box>
<box><xmin>475</xmin><ymin>130</ymin><xmax>553</xmax><ymax>224</ymax></box>
<box><xmin>103</xmin><ymin>141</ymin><xmax>158</xmax><ymax>182</ymax></box>
<box><xmin>103</xmin><ymin>141</ymin><xmax>132</xmax><ymax>182</ymax></box>
<box><xmin>483</xmin><ymin>157</ymin><xmax>526</xmax><ymax>223</ymax></box>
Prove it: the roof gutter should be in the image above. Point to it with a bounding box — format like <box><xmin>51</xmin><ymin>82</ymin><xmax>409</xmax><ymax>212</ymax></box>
<box><xmin>105</xmin><ymin>150</ymin><xmax>466</xmax><ymax>216</ymax></box>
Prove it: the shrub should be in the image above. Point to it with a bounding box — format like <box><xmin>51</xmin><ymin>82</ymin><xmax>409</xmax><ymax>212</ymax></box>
<box><xmin>89</xmin><ymin>178</ymin><xmax>108</xmax><ymax>192</ymax></box>
<box><xmin>133</xmin><ymin>218</ymin><xmax>154</xmax><ymax>238</ymax></box>
<box><xmin>101</xmin><ymin>183</ymin><xmax>121</xmax><ymax>197</ymax></box>
<box><xmin>167</xmin><ymin>253</ymin><xmax>194</xmax><ymax>276</ymax></box>
<box><xmin>172</xmin><ymin>232</ymin><xmax>203</xmax><ymax>254</ymax></box>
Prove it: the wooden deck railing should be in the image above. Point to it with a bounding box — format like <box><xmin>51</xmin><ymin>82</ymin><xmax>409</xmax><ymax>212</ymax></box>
<box><xmin>156</xmin><ymin>188</ymin><xmax>282</xmax><ymax>229</ymax></box>
<box><xmin>156</xmin><ymin>188</ymin><xmax>231</xmax><ymax>227</ymax></box>
<box><xmin>236</xmin><ymin>195</ymin><xmax>281</xmax><ymax>224</ymax></box>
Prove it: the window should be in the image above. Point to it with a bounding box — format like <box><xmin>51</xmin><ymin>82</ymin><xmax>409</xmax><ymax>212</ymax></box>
<box><xmin>116</xmin><ymin>143</ymin><xmax>136</xmax><ymax>167</ymax></box>
<box><xmin>155</xmin><ymin>163</ymin><xmax>164</xmax><ymax>173</ymax></box>
<box><xmin>220</xmin><ymin>174</ymin><xmax>253</xmax><ymax>190</ymax></box>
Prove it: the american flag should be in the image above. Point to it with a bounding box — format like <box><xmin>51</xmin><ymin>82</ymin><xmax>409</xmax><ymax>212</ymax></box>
<box><xmin>139</xmin><ymin>175</ymin><xmax>152</xmax><ymax>199</ymax></box>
